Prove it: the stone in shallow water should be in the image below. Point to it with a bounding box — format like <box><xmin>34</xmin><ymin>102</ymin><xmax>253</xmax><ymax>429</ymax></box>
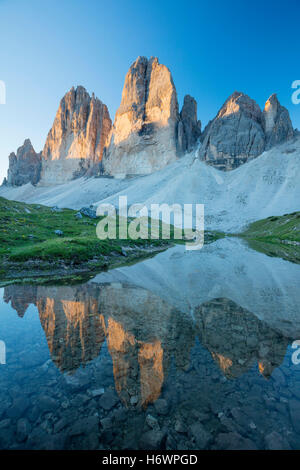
<box><xmin>36</xmin><ymin>395</ymin><xmax>58</xmax><ymax>414</ymax></box>
<box><xmin>265</xmin><ymin>431</ymin><xmax>291</xmax><ymax>450</ymax></box>
<box><xmin>174</xmin><ymin>419</ymin><xmax>187</xmax><ymax>434</ymax></box>
<box><xmin>16</xmin><ymin>418</ymin><xmax>31</xmax><ymax>443</ymax></box>
<box><xmin>69</xmin><ymin>416</ymin><xmax>99</xmax><ymax>436</ymax></box>
<box><xmin>271</xmin><ymin>368</ymin><xmax>286</xmax><ymax>386</ymax></box>
<box><xmin>146</xmin><ymin>414</ymin><xmax>160</xmax><ymax>431</ymax></box>
<box><xmin>112</xmin><ymin>408</ymin><xmax>127</xmax><ymax>423</ymax></box>
<box><xmin>139</xmin><ymin>429</ymin><xmax>165</xmax><ymax>450</ymax></box>
<box><xmin>190</xmin><ymin>422</ymin><xmax>212</xmax><ymax>449</ymax></box>
<box><xmin>100</xmin><ymin>416</ymin><xmax>112</xmax><ymax>431</ymax></box>
<box><xmin>130</xmin><ymin>396</ymin><xmax>139</xmax><ymax>406</ymax></box>
<box><xmin>0</xmin><ymin>419</ymin><xmax>14</xmax><ymax>448</ymax></box>
<box><xmin>289</xmin><ymin>399</ymin><xmax>300</xmax><ymax>433</ymax></box>
<box><xmin>99</xmin><ymin>390</ymin><xmax>119</xmax><ymax>411</ymax></box>
<box><xmin>6</xmin><ymin>397</ymin><xmax>30</xmax><ymax>419</ymax></box>
<box><xmin>154</xmin><ymin>399</ymin><xmax>169</xmax><ymax>416</ymax></box>
<box><xmin>27</xmin><ymin>428</ymin><xmax>68</xmax><ymax>450</ymax></box>
<box><xmin>215</xmin><ymin>432</ymin><xmax>257</xmax><ymax>450</ymax></box>
<box><xmin>53</xmin><ymin>417</ymin><xmax>67</xmax><ymax>434</ymax></box>
<box><xmin>90</xmin><ymin>388</ymin><xmax>105</xmax><ymax>398</ymax></box>
<box><xmin>26</xmin><ymin>405</ymin><xmax>40</xmax><ymax>423</ymax></box>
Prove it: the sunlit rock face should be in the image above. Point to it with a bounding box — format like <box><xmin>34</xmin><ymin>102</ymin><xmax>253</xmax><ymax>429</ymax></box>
<box><xmin>36</xmin><ymin>286</ymin><xmax>105</xmax><ymax>372</ymax></box>
<box><xmin>4</xmin><ymin>282</ymin><xmax>194</xmax><ymax>408</ymax></box>
<box><xmin>195</xmin><ymin>298</ymin><xmax>289</xmax><ymax>379</ymax></box>
<box><xmin>263</xmin><ymin>94</ymin><xmax>294</xmax><ymax>150</ymax></box>
<box><xmin>4</xmin><ymin>284</ymin><xmax>292</xmax><ymax>407</ymax></box>
<box><xmin>200</xmin><ymin>92</ymin><xmax>266</xmax><ymax>170</ymax></box>
<box><xmin>40</xmin><ymin>86</ymin><xmax>112</xmax><ymax>184</ymax></box>
<box><xmin>6</xmin><ymin>139</ymin><xmax>41</xmax><ymax>186</ymax></box>
<box><xmin>98</xmin><ymin>283</ymin><xmax>195</xmax><ymax>408</ymax></box>
<box><xmin>103</xmin><ymin>56</ymin><xmax>181</xmax><ymax>176</ymax></box>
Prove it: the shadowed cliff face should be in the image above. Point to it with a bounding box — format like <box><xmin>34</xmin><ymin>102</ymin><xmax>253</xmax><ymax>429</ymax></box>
<box><xmin>200</xmin><ymin>92</ymin><xmax>294</xmax><ymax>170</ymax></box>
<box><xmin>3</xmin><ymin>282</ymin><xmax>293</xmax><ymax>409</ymax></box>
<box><xmin>6</xmin><ymin>139</ymin><xmax>41</xmax><ymax>186</ymax></box>
<box><xmin>195</xmin><ymin>298</ymin><xmax>289</xmax><ymax>379</ymax></box>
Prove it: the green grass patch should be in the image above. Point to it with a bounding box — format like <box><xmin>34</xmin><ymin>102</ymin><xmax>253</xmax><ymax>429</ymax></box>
<box><xmin>240</xmin><ymin>211</ymin><xmax>300</xmax><ymax>264</ymax></box>
<box><xmin>0</xmin><ymin>197</ymin><xmax>223</xmax><ymax>282</ymax></box>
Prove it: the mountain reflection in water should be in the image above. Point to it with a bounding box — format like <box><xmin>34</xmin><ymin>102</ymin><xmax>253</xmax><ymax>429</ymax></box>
<box><xmin>4</xmin><ymin>283</ymin><xmax>195</xmax><ymax>409</ymax></box>
<box><xmin>1</xmin><ymin>240</ymin><xmax>300</xmax><ymax>450</ymax></box>
<box><xmin>3</xmin><ymin>283</ymin><xmax>292</xmax><ymax>407</ymax></box>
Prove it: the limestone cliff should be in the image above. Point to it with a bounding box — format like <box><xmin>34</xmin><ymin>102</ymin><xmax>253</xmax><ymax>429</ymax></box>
<box><xmin>199</xmin><ymin>91</ymin><xmax>294</xmax><ymax>170</ymax></box>
<box><xmin>5</xmin><ymin>139</ymin><xmax>41</xmax><ymax>186</ymax></box>
<box><xmin>263</xmin><ymin>94</ymin><xmax>294</xmax><ymax>150</ymax></box>
<box><xmin>103</xmin><ymin>56</ymin><xmax>181</xmax><ymax>176</ymax></box>
<box><xmin>4</xmin><ymin>62</ymin><xmax>296</xmax><ymax>183</ymax></box>
<box><xmin>40</xmin><ymin>86</ymin><xmax>112</xmax><ymax>184</ymax></box>
<box><xmin>177</xmin><ymin>95</ymin><xmax>201</xmax><ymax>153</ymax></box>
<box><xmin>199</xmin><ymin>92</ymin><xmax>266</xmax><ymax>170</ymax></box>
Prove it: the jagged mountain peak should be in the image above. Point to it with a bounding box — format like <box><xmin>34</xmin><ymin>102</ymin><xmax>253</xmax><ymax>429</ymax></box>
<box><xmin>103</xmin><ymin>55</ymin><xmax>180</xmax><ymax>176</ymax></box>
<box><xmin>3</xmin><ymin>57</ymin><xmax>297</xmax><ymax>186</ymax></box>
<box><xmin>199</xmin><ymin>89</ymin><xmax>294</xmax><ymax>170</ymax></box>
<box><xmin>263</xmin><ymin>93</ymin><xmax>294</xmax><ymax>149</ymax></box>
<box><xmin>217</xmin><ymin>91</ymin><xmax>262</xmax><ymax>122</ymax></box>
<box><xmin>5</xmin><ymin>139</ymin><xmax>41</xmax><ymax>186</ymax></box>
<box><xmin>39</xmin><ymin>85</ymin><xmax>112</xmax><ymax>184</ymax></box>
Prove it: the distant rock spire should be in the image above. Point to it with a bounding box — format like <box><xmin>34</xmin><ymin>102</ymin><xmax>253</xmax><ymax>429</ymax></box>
<box><xmin>199</xmin><ymin>92</ymin><xmax>265</xmax><ymax>170</ymax></box>
<box><xmin>263</xmin><ymin>93</ymin><xmax>294</xmax><ymax>149</ymax></box>
<box><xmin>178</xmin><ymin>95</ymin><xmax>201</xmax><ymax>153</ymax></box>
<box><xmin>103</xmin><ymin>56</ymin><xmax>180</xmax><ymax>176</ymax></box>
<box><xmin>6</xmin><ymin>139</ymin><xmax>41</xmax><ymax>186</ymax></box>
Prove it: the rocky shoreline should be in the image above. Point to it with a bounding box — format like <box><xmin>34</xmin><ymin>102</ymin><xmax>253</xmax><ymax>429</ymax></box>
<box><xmin>0</xmin><ymin>244</ymin><xmax>170</xmax><ymax>287</ymax></box>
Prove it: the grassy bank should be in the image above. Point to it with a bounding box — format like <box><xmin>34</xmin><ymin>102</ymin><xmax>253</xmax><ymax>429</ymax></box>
<box><xmin>0</xmin><ymin>197</ymin><xmax>223</xmax><ymax>285</ymax></box>
<box><xmin>240</xmin><ymin>211</ymin><xmax>300</xmax><ymax>264</ymax></box>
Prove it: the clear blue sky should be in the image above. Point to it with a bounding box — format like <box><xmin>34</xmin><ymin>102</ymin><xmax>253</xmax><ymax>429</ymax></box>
<box><xmin>0</xmin><ymin>0</ymin><xmax>299</xmax><ymax>182</ymax></box>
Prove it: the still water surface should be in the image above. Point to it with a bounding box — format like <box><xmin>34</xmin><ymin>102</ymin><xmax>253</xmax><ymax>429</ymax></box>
<box><xmin>0</xmin><ymin>239</ymin><xmax>300</xmax><ymax>450</ymax></box>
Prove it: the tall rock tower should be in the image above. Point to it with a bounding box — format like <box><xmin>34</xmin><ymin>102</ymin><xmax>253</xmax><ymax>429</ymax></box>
<box><xmin>40</xmin><ymin>86</ymin><xmax>112</xmax><ymax>184</ymax></box>
<box><xmin>103</xmin><ymin>56</ymin><xmax>182</xmax><ymax>177</ymax></box>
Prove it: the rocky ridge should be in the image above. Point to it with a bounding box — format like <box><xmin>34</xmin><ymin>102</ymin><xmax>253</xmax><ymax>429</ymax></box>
<box><xmin>200</xmin><ymin>92</ymin><xmax>294</xmax><ymax>170</ymax></box>
<box><xmin>3</xmin><ymin>58</ymin><xmax>296</xmax><ymax>185</ymax></box>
